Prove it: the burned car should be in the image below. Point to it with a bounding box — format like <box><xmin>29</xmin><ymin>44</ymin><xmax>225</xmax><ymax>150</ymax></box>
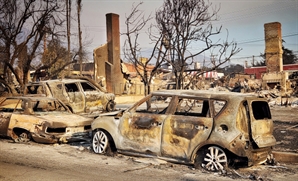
<box><xmin>24</xmin><ymin>77</ymin><xmax>116</xmax><ymax>114</ymax></box>
<box><xmin>91</xmin><ymin>90</ymin><xmax>276</xmax><ymax>172</ymax></box>
<box><xmin>0</xmin><ymin>96</ymin><xmax>93</xmax><ymax>143</ymax></box>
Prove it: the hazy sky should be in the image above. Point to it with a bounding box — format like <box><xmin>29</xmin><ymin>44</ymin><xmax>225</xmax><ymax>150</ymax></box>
<box><xmin>80</xmin><ymin>0</ymin><xmax>298</xmax><ymax>65</ymax></box>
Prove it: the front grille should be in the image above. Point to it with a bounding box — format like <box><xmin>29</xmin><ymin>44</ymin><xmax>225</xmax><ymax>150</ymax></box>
<box><xmin>84</xmin><ymin>125</ymin><xmax>91</xmax><ymax>130</ymax></box>
<box><xmin>46</xmin><ymin>127</ymin><xmax>66</xmax><ymax>133</ymax></box>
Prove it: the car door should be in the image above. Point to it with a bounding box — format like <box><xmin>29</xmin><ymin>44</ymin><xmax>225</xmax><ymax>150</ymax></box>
<box><xmin>161</xmin><ymin>96</ymin><xmax>213</xmax><ymax>160</ymax></box>
<box><xmin>80</xmin><ymin>81</ymin><xmax>104</xmax><ymax>112</ymax></box>
<box><xmin>118</xmin><ymin>95</ymin><xmax>171</xmax><ymax>155</ymax></box>
<box><xmin>0</xmin><ymin>113</ymin><xmax>11</xmax><ymax>136</ymax></box>
<box><xmin>247</xmin><ymin>99</ymin><xmax>276</xmax><ymax>148</ymax></box>
<box><xmin>64</xmin><ymin>83</ymin><xmax>85</xmax><ymax>113</ymax></box>
<box><xmin>0</xmin><ymin>98</ymin><xmax>18</xmax><ymax>136</ymax></box>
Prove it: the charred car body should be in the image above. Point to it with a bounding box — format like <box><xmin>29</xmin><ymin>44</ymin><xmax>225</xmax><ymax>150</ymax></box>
<box><xmin>24</xmin><ymin>78</ymin><xmax>115</xmax><ymax>114</ymax></box>
<box><xmin>91</xmin><ymin>90</ymin><xmax>276</xmax><ymax>171</ymax></box>
<box><xmin>0</xmin><ymin>96</ymin><xmax>93</xmax><ymax>143</ymax></box>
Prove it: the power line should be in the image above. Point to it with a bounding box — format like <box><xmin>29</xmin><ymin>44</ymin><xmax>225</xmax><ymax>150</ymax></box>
<box><xmin>213</xmin><ymin>1</ymin><xmax>297</xmax><ymax>26</ymax></box>
<box><xmin>238</xmin><ymin>33</ymin><xmax>298</xmax><ymax>45</ymax></box>
<box><xmin>230</xmin><ymin>52</ymin><xmax>298</xmax><ymax>61</ymax></box>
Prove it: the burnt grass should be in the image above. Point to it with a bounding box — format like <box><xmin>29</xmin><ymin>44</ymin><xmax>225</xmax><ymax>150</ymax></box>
<box><xmin>273</xmin><ymin>120</ymin><xmax>298</xmax><ymax>153</ymax></box>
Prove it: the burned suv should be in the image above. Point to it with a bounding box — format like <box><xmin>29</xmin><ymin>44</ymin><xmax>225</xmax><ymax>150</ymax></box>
<box><xmin>24</xmin><ymin>77</ymin><xmax>115</xmax><ymax>114</ymax></box>
<box><xmin>91</xmin><ymin>90</ymin><xmax>276</xmax><ymax>172</ymax></box>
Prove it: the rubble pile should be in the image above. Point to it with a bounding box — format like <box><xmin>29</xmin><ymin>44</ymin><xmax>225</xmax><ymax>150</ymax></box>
<box><xmin>157</xmin><ymin>73</ymin><xmax>298</xmax><ymax>108</ymax></box>
<box><xmin>258</xmin><ymin>90</ymin><xmax>298</xmax><ymax>107</ymax></box>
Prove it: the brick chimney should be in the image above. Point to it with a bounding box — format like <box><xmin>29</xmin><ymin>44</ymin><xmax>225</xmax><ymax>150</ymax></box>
<box><xmin>264</xmin><ymin>22</ymin><xmax>283</xmax><ymax>73</ymax></box>
<box><xmin>93</xmin><ymin>13</ymin><xmax>124</xmax><ymax>94</ymax></box>
<box><xmin>105</xmin><ymin>13</ymin><xmax>123</xmax><ymax>93</ymax></box>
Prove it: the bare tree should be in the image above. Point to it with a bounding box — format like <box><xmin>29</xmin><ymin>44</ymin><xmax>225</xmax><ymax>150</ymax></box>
<box><xmin>0</xmin><ymin>0</ymin><xmax>66</xmax><ymax>94</ymax></box>
<box><xmin>123</xmin><ymin>2</ymin><xmax>169</xmax><ymax>96</ymax></box>
<box><xmin>39</xmin><ymin>38</ymin><xmax>77</xmax><ymax>80</ymax></box>
<box><xmin>156</xmin><ymin>0</ymin><xmax>241</xmax><ymax>89</ymax></box>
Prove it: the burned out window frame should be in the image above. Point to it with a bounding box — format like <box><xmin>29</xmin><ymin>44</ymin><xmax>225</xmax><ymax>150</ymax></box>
<box><xmin>64</xmin><ymin>83</ymin><xmax>80</xmax><ymax>92</ymax></box>
<box><xmin>132</xmin><ymin>94</ymin><xmax>173</xmax><ymax>114</ymax></box>
<box><xmin>211</xmin><ymin>99</ymin><xmax>227</xmax><ymax>117</ymax></box>
<box><xmin>80</xmin><ymin>82</ymin><xmax>97</xmax><ymax>92</ymax></box>
<box><xmin>173</xmin><ymin>96</ymin><xmax>211</xmax><ymax>118</ymax></box>
<box><xmin>251</xmin><ymin>101</ymin><xmax>272</xmax><ymax>120</ymax></box>
<box><xmin>25</xmin><ymin>85</ymin><xmax>45</xmax><ymax>94</ymax></box>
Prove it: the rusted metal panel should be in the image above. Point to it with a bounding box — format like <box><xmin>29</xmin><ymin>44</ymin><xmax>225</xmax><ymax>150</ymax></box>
<box><xmin>67</xmin><ymin>91</ymin><xmax>85</xmax><ymax>113</ymax></box>
<box><xmin>119</xmin><ymin>113</ymin><xmax>164</xmax><ymax>154</ymax></box>
<box><xmin>85</xmin><ymin>91</ymin><xmax>103</xmax><ymax>111</ymax></box>
<box><xmin>161</xmin><ymin>115</ymin><xmax>213</xmax><ymax>160</ymax></box>
<box><xmin>0</xmin><ymin>113</ymin><xmax>11</xmax><ymax>135</ymax></box>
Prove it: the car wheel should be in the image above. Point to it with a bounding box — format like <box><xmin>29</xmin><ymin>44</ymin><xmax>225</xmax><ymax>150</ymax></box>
<box><xmin>106</xmin><ymin>100</ymin><xmax>115</xmax><ymax>112</ymax></box>
<box><xmin>14</xmin><ymin>131</ymin><xmax>31</xmax><ymax>143</ymax></box>
<box><xmin>197</xmin><ymin>146</ymin><xmax>228</xmax><ymax>172</ymax></box>
<box><xmin>92</xmin><ymin>130</ymin><xmax>110</xmax><ymax>154</ymax></box>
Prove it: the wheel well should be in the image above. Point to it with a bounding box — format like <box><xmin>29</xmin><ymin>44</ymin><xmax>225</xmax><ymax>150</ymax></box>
<box><xmin>13</xmin><ymin>127</ymin><xmax>30</xmax><ymax>136</ymax></box>
<box><xmin>12</xmin><ymin>127</ymin><xmax>31</xmax><ymax>140</ymax></box>
<box><xmin>93</xmin><ymin>129</ymin><xmax>117</xmax><ymax>152</ymax></box>
<box><xmin>194</xmin><ymin>144</ymin><xmax>248</xmax><ymax>169</ymax></box>
<box><xmin>194</xmin><ymin>144</ymin><xmax>231</xmax><ymax>168</ymax></box>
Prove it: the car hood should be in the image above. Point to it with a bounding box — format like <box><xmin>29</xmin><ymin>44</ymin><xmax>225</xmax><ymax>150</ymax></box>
<box><xmin>37</xmin><ymin>113</ymin><xmax>93</xmax><ymax>127</ymax></box>
<box><xmin>99</xmin><ymin>109</ymin><xmax>124</xmax><ymax>116</ymax></box>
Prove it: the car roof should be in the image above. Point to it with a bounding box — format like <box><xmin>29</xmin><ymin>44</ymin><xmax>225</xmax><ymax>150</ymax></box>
<box><xmin>151</xmin><ymin>90</ymin><xmax>258</xmax><ymax>100</ymax></box>
<box><xmin>28</xmin><ymin>79</ymin><xmax>87</xmax><ymax>85</ymax></box>
<box><xmin>4</xmin><ymin>96</ymin><xmax>58</xmax><ymax>101</ymax></box>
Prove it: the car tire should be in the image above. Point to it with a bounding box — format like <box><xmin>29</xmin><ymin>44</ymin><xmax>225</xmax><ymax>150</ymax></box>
<box><xmin>195</xmin><ymin>146</ymin><xmax>228</xmax><ymax>172</ymax></box>
<box><xmin>14</xmin><ymin>130</ymin><xmax>31</xmax><ymax>143</ymax></box>
<box><xmin>92</xmin><ymin>130</ymin><xmax>110</xmax><ymax>154</ymax></box>
<box><xmin>106</xmin><ymin>100</ymin><xmax>115</xmax><ymax>112</ymax></box>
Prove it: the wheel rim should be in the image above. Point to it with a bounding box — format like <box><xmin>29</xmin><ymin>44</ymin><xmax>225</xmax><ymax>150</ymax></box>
<box><xmin>19</xmin><ymin>132</ymin><xmax>30</xmax><ymax>142</ymax></box>
<box><xmin>202</xmin><ymin>146</ymin><xmax>227</xmax><ymax>171</ymax></box>
<box><xmin>106</xmin><ymin>101</ymin><xmax>115</xmax><ymax>112</ymax></box>
<box><xmin>92</xmin><ymin>131</ymin><xmax>108</xmax><ymax>154</ymax></box>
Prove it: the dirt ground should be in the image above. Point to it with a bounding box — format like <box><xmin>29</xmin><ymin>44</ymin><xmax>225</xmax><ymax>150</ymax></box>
<box><xmin>270</xmin><ymin>106</ymin><xmax>298</xmax><ymax>153</ymax></box>
<box><xmin>0</xmin><ymin>105</ymin><xmax>297</xmax><ymax>181</ymax></box>
<box><xmin>0</xmin><ymin>138</ymin><xmax>298</xmax><ymax>181</ymax></box>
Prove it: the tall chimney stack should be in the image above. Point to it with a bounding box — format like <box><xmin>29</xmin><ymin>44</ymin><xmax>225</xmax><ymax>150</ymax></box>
<box><xmin>105</xmin><ymin>13</ymin><xmax>123</xmax><ymax>93</ymax></box>
<box><xmin>264</xmin><ymin>22</ymin><xmax>283</xmax><ymax>73</ymax></box>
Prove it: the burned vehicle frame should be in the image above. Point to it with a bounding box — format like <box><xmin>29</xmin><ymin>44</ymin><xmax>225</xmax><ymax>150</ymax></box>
<box><xmin>0</xmin><ymin>96</ymin><xmax>93</xmax><ymax>144</ymax></box>
<box><xmin>24</xmin><ymin>77</ymin><xmax>116</xmax><ymax>114</ymax></box>
<box><xmin>91</xmin><ymin>90</ymin><xmax>276</xmax><ymax>172</ymax></box>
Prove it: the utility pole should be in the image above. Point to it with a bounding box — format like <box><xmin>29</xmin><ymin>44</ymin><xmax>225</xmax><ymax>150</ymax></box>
<box><xmin>66</xmin><ymin>0</ymin><xmax>71</xmax><ymax>75</ymax></box>
<box><xmin>210</xmin><ymin>54</ymin><xmax>217</xmax><ymax>68</ymax></box>
<box><xmin>77</xmin><ymin>0</ymin><xmax>82</xmax><ymax>76</ymax></box>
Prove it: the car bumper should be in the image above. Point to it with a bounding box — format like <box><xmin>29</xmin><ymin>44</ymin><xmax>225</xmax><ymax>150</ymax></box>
<box><xmin>31</xmin><ymin>131</ymin><xmax>91</xmax><ymax>144</ymax></box>
<box><xmin>247</xmin><ymin>147</ymin><xmax>273</xmax><ymax>166</ymax></box>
